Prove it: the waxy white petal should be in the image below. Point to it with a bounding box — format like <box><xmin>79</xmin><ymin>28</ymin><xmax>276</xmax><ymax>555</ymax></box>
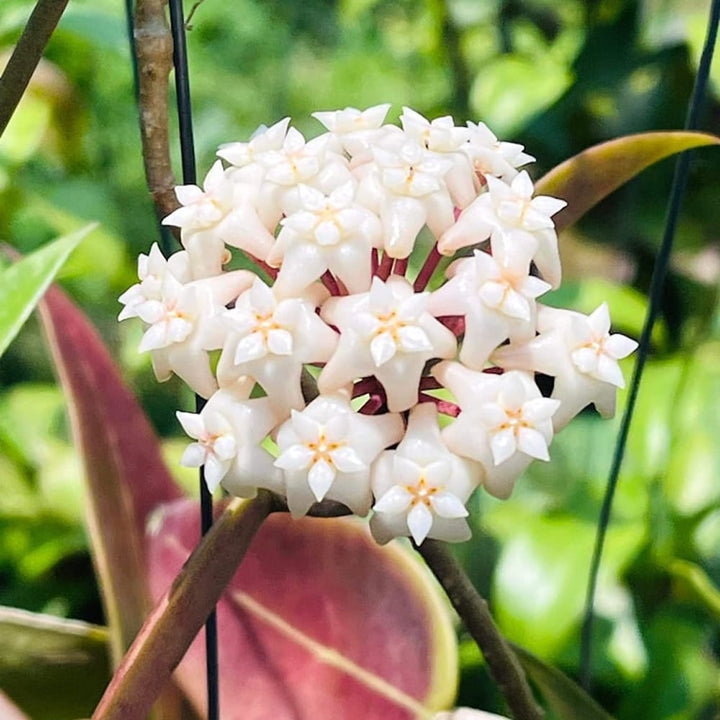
<box><xmin>490</xmin><ymin>428</ymin><xmax>517</xmax><ymax>465</ymax></box>
<box><xmin>517</xmin><ymin>427</ymin><xmax>550</xmax><ymax>461</ymax></box>
<box><xmin>430</xmin><ymin>492</ymin><xmax>469</xmax><ymax>519</ymax></box>
<box><xmin>373</xmin><ymin>485</ymin><xmax>413</xmax><ymax>514</ymax></box>
<box><xmin>407</xmin><ymin>503</ymin><xmax>434</xmax><ymax>545</ymax></box>
<box><xmin>308</xmin><ymin>458</ymin><xmax>336</xmax><ymax>501</ymax></box>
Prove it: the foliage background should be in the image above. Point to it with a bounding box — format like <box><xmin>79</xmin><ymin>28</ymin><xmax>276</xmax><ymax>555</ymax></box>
<box><xmin>1</xmin><ymin>0</ymin><xmax>719</xmax><ymax>718</ymax></box>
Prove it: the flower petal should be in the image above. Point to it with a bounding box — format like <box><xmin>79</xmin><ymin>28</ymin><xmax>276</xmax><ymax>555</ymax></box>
<box><xmin>517</xmin><ymin>427</ymin><xmax>550</xmax><ymax>461</ymax></box>
<box><xmin>330</xmin><ymin>446</ymin><xmax>367</xmax><ymax>473</ymax></box>
<box><xmin>308</xmin><ymin>459</ymin><xmax>336</xmax><ymax>501</ymax></box>
<box><xmin>407</xmin><ymin>502</ymin><xmax>434</xmax><ymax>545</ymax></box>
<box><xmin>275</xmin><ymin>444</ymin><xmax>315</xmax><ymax>471</ymax></box>
<box><xmin>430</xmin><ymin>492</ymin><xmax>468</xmax><ymax>519</ymax></box>
<box><xmin>370</xmin><ymin>331</ymin><xmax>397</xmax><ymax>367</ymax></box>
<box><xmin>490</xmin><ymin>428</ymin><xmax>517</xmax><ymax>465</ymax></box>
<box><xmin>373</xmin><ymin>485</ymin><xmax>413</xmax><ymax>514</ymax></box>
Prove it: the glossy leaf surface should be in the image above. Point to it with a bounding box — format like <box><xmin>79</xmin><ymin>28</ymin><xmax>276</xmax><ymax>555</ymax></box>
<box><xmin>147</xmin><ymin>500</ymin><xmax>458</xmax><ymax>720</ymax></box>
<box><xmin>38</xmin><ymin>287</ymin><xmax>183</xmax><ymax>663</ymax></box>
<box><xmin>536</xmin><ymin>132</ymin><xmax>720</xmax><ymax>232</ymax></box>
<box><xmin>0</xmin><ymin>225</ymin><xmax>93</xmax><ymax>358</ymax></box>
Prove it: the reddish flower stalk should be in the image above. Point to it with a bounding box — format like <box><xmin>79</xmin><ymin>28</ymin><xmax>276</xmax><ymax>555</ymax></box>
<box><xmin>419</xmin><ymin>376</ymin><xmax>443</xmax><ymax>391</ymax></box>
<box><xmin>438</xmin><ymin>315</ymin><xmax>465</xmax><ymax>336</ymax></box>
<box><xmin>393</xmin><ymin>258</ymin><xmax>408</xmax><ymax>277</ymax></box>
<box><xmin>375</xmin><ymin>252</ymin><xmax>393</xmax><ymax>281</ymax></box>
<box><xmin>418</xmin><ymin>392</ymin><xmax>461</xmax><ymax>417</ymax></box>
<box><xmin>413</xmin><ymin>244</ymin><xmax>442</xmax><ymax>292</ymax></box>
<box><xmin>359</xmin><ymin>394</ymin><xmax>385</xmax><ymax>415</ymax></box>
<box><xmin>321</xmin><ymin>269</ymin><xmax>341</xmax><ymax>295</ymax></box>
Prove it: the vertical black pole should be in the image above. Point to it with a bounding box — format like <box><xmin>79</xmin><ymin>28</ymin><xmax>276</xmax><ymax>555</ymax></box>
<box><xmin>580</xmin><ymin>0</ymin><xmax>720</xmax><ymax>690</ymax></box>
<box><xmin>167</xmin><ymin>1</ymin><xmax>220</xmax><ymax>717</ymax></box>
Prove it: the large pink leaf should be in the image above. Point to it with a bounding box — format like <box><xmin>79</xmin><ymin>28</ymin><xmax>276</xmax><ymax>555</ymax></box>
<box><xmin>38</xmin><ymin>287</ymin><xmax>183</xmax><ymax>662</ymax></box>
<box><xmin>147</xmin><ymin>499</ymin><xmax>458</xmax><ymax>720</ymax></box>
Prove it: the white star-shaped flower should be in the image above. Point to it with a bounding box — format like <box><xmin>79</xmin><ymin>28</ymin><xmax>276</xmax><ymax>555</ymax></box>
<box><xmin>428</xmin><ymin>234</ymin><xmax>551</xmax><ymax>369</ymax></box>
<box><xmin>176</xmin><ymin>389</ymin><xmax>281</xmax><ymax>497</ymax></box>
<box><xmin>125</xmin><ymin>268</ymin><xmax>254</xmax><ymax>398</ymax></box>
<box><xmin>313</xmin><ymin>104</ymin><xmax>392</xmax><ymax>156</ymax></box>
<box><xmin>370</xmin><ymin>403</ymin><xmax>481</xmax><ymax>545</ymax></box>
<box><xmin>269</xmin><ymin>182</ymin><xmax>381</xmax><ymax>295</ymax></box>
<box><xmin>319</xmin><ymin>276</ymin><xmax>457</xmax><ymax>411</ymax></box>
<box><xmin>492</xmin><ymin>303</ymin><xmax>638</xmax><ymax>429</ymax></box>
<box><xmin>274</xmin><ymin>392</ymin><xmax>404</xmax><ymax>517</ymax></box>
<box><xmin>464</xmin><ymin>121</ymin><xmax>534</xmax><ymax>182</ymax></box>
<box><xmin>433</xmin><ymin>362</ymin><xmax>560</xmax><ymax>499</ymax></box>
<box><xmin>356</xmin><ymin>140</ymin><xmax>455</xmax><ymax>257</ymax></box>
<box><xmin>118</xmin><ymin>243</ymin><xmax>191</xmax><ymax>321</ymax></box>
<box><xmin>217</xmin><ymin>117</ymin><xmax>291</xmax><ymax>169</ymax></box>
<box><xmin>438</xmin><ymin>171</ymin><xmax>566</xmax><ymax>288</ymax></box>
<box><xmin>399</xmin><ymin>107</ymin><xmax>476</xmax><ymax>209</ymax></box>
<box><xmin>162</xmin><ymin>161</ymin><xmax>277</xmax><ymax>274</ymax></box>
<box><xmin>217</xmin><ymin>277</ymin><xmax>338</xmax><ymax>417</ymax></box>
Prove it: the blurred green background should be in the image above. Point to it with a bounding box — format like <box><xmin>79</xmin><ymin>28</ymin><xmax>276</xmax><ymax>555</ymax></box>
<box><xmin>1</xmin><ymin>0</ymin><xmax>720</xmax><ymax>718</ymax></box>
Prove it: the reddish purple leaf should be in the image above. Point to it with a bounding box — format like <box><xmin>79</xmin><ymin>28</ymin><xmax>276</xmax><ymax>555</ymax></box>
<box><xmin>38</xmin><ymin>287</ymin><xmax>183</xmax><ymax>662</ymax></box>
<box><xmin>147</xmin><ymin>500</ymin><xmax>458</xmax><ymax>720</ymax></box>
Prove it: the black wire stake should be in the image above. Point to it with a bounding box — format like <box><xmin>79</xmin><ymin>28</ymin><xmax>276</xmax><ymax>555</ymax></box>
<box><xmin>579</xmin><ymin>0</ymin><xmax>720</xmax><ymax>690</ymax></box>
<box><xmin>167</xmin><ymin>0</ymin><xmax>220</xmax><ymax>717</ymax></box>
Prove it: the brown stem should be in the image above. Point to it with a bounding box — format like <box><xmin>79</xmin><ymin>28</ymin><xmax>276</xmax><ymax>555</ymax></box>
<box><xmin>134</xmin><ymin>0</ymin><xmax>179</xmax><ymax>223</ymax></box>
<box><xmin>417</xmin><ymin>540</ymin><xmax>545</xmax><ymax>720</ymax></box>
<box><xmin>0</xmin><ymin>0</ymin><xmax>70</xmax><ymax>137</ymax></box>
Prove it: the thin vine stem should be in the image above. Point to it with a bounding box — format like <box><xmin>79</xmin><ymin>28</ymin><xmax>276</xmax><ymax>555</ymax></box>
<box><xmin>579</xmin><ymin>0</ymin><xmax>720</xmax><ymax>688</ymax></box>
<box><xmin>0</xmin><ymin>0</ymin><xmax>70</xmax><ymax>138</ymax></box>
<box><xmin>166</xmin><ymin>0</ymin><xmax>220</xmax><ymax>716</ymax></box>
<box><xmin>418</xmin><ymin>540</ymin><xmax>544</xmax><ymax>720</ymax></box>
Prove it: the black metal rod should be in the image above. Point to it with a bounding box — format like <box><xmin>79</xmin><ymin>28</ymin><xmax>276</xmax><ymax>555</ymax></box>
<box><xmin>167</xmin><ymin>1</ymin><xmax>220</xmax><ymax>717</ymax></box>
<box><xmin>579</xmin><ymin>0</ymin><xmax>720</xmax><ymax>689</ymax></box>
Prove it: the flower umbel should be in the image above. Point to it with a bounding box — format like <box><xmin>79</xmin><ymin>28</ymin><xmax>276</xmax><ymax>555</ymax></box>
<box><xmin>120</xmin><ymin>104</ymin><xmax>637</xmax><ymax>545</ymax></box>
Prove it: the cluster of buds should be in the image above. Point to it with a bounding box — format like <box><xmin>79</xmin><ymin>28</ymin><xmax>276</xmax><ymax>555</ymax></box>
<box><xmin>119</xmin><ymin>105</ymin><xmax>637</xmax><ymax>546</ymax></box>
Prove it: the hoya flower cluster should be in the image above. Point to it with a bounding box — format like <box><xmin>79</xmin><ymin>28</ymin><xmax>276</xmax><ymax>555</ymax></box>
<box><xmin>119</xmin><ymin>105</ymin><xmax>637</xmax><ymax>546</ymax></box>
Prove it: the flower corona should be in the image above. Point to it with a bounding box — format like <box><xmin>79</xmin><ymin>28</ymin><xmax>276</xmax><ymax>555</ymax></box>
<box><xmin>119</xmin><ymin>105</ymin><xmax>637</xmax><ymax>546</ymax></box>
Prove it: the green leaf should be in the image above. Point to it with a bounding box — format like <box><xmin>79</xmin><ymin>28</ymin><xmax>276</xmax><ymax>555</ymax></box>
<box><xmin>486</xmin><ymin>506</ymin><xmax>645</xmax><ymax>657</ymax></box>
<box><xmin>0</xmin><ymin>225</ymin><xmax>94</xmax><ymax>358</ymax></box>
<box><xmin>469</xmin><ymin>54</ymin><xmax>573</xmax><ymax>136</ymax></box>
<box><xmin>0</xmin><ymin>606</ymin><xmax>109</xmax><ymax>720</ymax></box>
<box><xmin>535</xmin><ymin>132</ymin><xmax>720</xmax><ymax>232</ymax></box>
<box><xmin>669</xmin><ymin>560</ymin><xmax>720</xmax><ymax>622</ymax></box>
<box><xmin>511</xmin><ymin>644</ymin><xmax>616</xmax><ymax>720</ymax></box>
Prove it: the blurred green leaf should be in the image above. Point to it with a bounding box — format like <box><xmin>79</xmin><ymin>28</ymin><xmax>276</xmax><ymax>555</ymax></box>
<box><xmin>486</xmin><ymin>506</ymin><xmax>645</xmax><ymax>657</ymax></box>
<box><xmin>470</xmin><ymin>54</ymin><xmax>573</xmax><ymax>136</ymax></box>
<box><xmin>536</xmin><ymin>132</ymin><xmax>720</xmax><ymax>232</ymax></box>
<box><xmin>663</xmin><ymin>343</ymin><xmax>720</xmax><ymax>516</ymax></box>
<box><xmin>669</xmin><ymin>559</ymin><xmax>720</xmax><ymax>621</ymax></box>
<box><xmin>619</xmin><ymin>611</ymin><xmax>718</xmax><ymax>720</ymax></box>
<box><xmin>0</xmin><ymin>225</ymin><xmax>93</xmax><ymax>359</ymax></box>
<box><xmin>0</xmin><ymin>606</ymin><xmax>109</xmax><ymax>720</ymax></box>
<box><xmin>511</xmin><ymin>643</ymin><xmax>616</xmax><ymax>720</ymax></box>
